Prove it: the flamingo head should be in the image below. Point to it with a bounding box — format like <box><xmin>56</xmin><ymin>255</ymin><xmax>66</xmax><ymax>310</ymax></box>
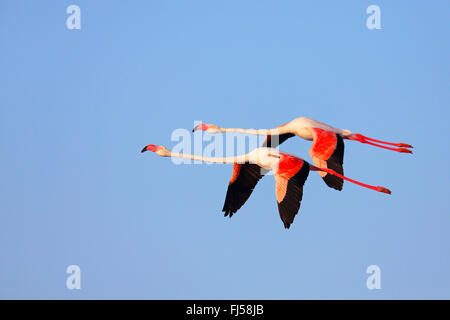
<box><xmin>192</xmin><ymin>123</ymin><xmax>221</xmax><ymax>133</ymax></box>
<box><xmin>141</xmin><ymin>144</ymin><xmax>171</xmax><ymax>157</ymax></box>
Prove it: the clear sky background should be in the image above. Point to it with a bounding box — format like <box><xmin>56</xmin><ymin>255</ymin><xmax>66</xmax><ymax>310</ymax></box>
<box><xmin>1</xmin><ymin>1</ymin><xmax>449</xmax><ymax>299</ymax></box>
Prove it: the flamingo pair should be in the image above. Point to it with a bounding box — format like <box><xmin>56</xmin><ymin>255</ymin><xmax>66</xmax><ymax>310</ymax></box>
<box><xmin>142</xmin><ymin>117</ymin><xmax>412</xmax><ymax>229</ymax></box>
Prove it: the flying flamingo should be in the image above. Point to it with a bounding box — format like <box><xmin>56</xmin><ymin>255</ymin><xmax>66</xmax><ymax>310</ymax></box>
<box><xmin>192</xmin><ymin>117</ymin><xmax>413</xmax><ymax>191</ymax></box>
<box><xmin>141</xmin><ymin>144</ymin><xmax>391</xmax><ymax>229</ymax></box>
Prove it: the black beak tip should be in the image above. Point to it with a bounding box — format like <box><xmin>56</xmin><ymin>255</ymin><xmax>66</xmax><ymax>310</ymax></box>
<box><xmin>141</xmin><ymin>146</ymin><xmax>148</xmax><ymax>153</ymax></box>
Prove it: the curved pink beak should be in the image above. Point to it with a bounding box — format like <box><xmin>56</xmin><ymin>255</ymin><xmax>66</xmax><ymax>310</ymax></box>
<box><xmin>141</xmin><ymin>144</ymin><xmax>159</xmax><ymax>153</ymax></box>
<box><xmin>192</xmin><ymin>123</ymin><xmax>210</xmax><ymax>132</ymax></box>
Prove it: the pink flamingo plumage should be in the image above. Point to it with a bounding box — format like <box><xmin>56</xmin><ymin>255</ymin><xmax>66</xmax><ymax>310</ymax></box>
<box><xmin>193</xmin><ymin>117</ymin><xmax>413</xmax><ymax>191</ymax></box>
<box><xmin>141</xmin><ymin>144</ymin><xmax>390</xmax><ymax>229</ymax></box>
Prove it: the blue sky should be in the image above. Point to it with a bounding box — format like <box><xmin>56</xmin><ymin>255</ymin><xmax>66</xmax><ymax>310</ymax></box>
<box><xmin>1</xmin><ymin>1</ymin><xmax>449</xmax><ymax>299</ymax></box>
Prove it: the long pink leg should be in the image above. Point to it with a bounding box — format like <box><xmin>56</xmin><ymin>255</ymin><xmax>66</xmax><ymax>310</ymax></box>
<box><xmin>310</xmin><ymin>165</ymin><xmax>391</xmax><ymax>194</ymax></box>
<box><xmin>347</xmin><ymin>134</ymin><xmax>413</xmax><ymax>153</ymax></box>
<box><xmin>355</xmin><ymin>134</ymin><xmax>413</xmax><ymax>148</ymax></box>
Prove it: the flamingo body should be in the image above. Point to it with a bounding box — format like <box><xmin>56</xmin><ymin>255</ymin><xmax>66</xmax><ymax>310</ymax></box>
<box><xmin>278</xmin><ymin>117</ymin><xmax>352</xmax><ymax>140</ymax></box>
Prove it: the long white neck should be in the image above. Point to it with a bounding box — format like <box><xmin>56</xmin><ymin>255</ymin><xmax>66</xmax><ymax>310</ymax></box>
<box><xmin>219</xmin><ymin>127</ymin><xmax>284</xmax><ymax>136</ymax></box>
<box><xmin>169</xmin><ymin>152</ymin><xmax>248</xmax><ymax>164</ymax></box>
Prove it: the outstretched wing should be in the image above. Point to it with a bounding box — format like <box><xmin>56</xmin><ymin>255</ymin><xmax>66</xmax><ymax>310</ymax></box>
<box><xmin>309</xmin><ymin>127</ymin><xmax>344</xmax><ymax>191</ymax></box>
<box><xmin>222</xmin><ymin>163</ymin><xmax>265</xmax><ymax>217</ymax></box>
<box><xmin>222</xmin><ymin>123</ymin><xmax>293</xmax><ymax>217</ymax></box>
<box><xmin>275</xmin><ymin>155</ymin><xmax>310</xmax><ymax>229</ymax></box>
